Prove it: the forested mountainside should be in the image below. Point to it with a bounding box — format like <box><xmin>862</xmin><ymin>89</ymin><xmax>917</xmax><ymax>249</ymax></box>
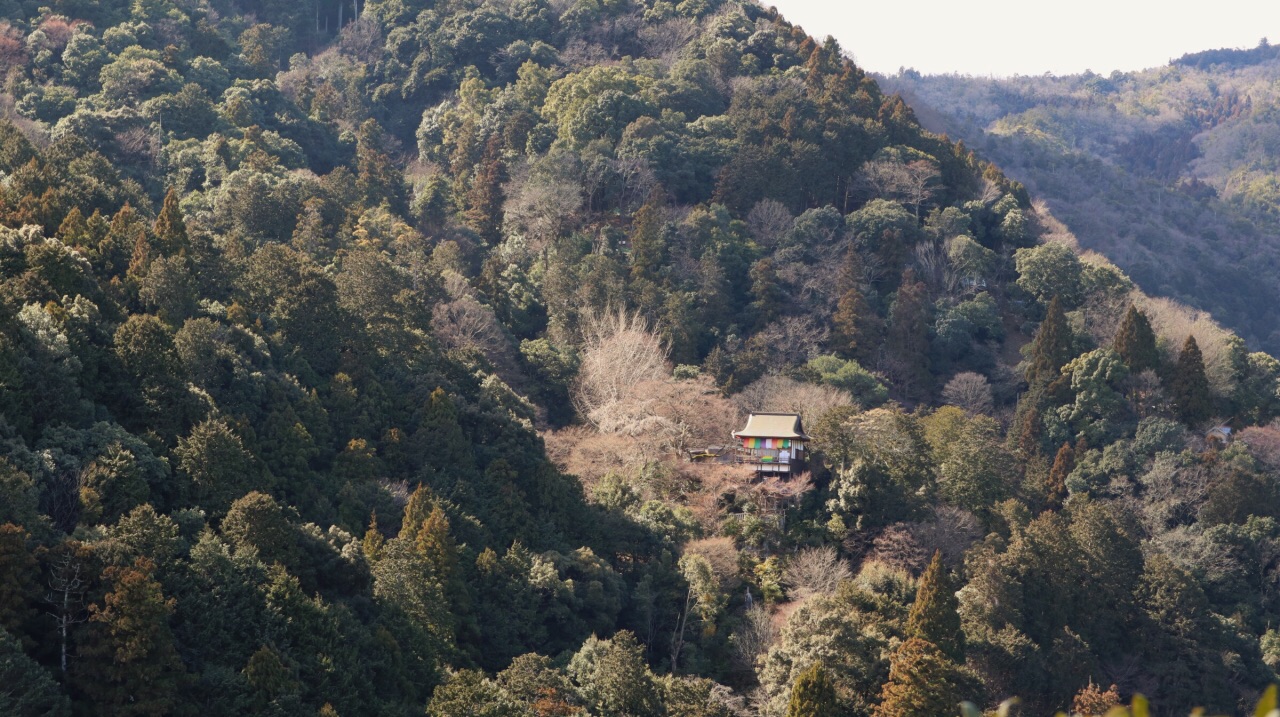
<box><xmin>4</xmin><ymin>1</ymin><xmax>1280</xmax><ymax>716</ymax></box>
<box><xmin>883</xmin><ymin>42</ymin><xmax>1280</xmax><ymax>355</ymax></box>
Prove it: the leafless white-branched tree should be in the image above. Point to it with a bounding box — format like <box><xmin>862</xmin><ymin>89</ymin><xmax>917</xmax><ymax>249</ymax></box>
<box><xmin>782</xmin><ymin>545</ymin><xmax>852</xmax><ymax>599</ymax></box>
<box><xmin>859</xmin><ymin>158</ymin><xmax>941</xmax><ymax>217</ymax></box>
<box><xmin>730</xmin><ymin>604</ymin><xmax>778</xmax><ymax>672</ymax></box>
<box><xmin>502</xmin><ymin>162</ymin><xmax>585</xmax><ymax>255</ymax></box>
<box><xmin>746</xmin><ymin>199</ymin><xmax>794</xmax><ymax>248</ymax></box>
<box><xmin>572</xmin><ymin>309</ymin><xmax>670</xmax><ymax>429</ymax></box>
<box><xmin>941</xmin><ymin>372</ymin><xmax>994</xmax><ymax>415</ymax></box>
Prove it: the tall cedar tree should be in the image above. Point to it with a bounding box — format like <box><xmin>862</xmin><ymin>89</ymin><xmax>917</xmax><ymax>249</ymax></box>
<box><xmin>1026</xmin><ymin>296</ymin><xmax>1073</xmax><ymax>387</ymax></box>
<box><xmin>832</xmin><ymin>249</ymin><xmax>879</xmax><ymax>361</ymax></box>
<box><xmin>748</xmin><ymin>258</ymin><xmax>783</xmax><ymax>329</ymax></box>
<box><xmin>1014</xmin><ymin>385</ymin><xmax>1045</xmax><ymax>457</ymax></box>
<box><xmin>1171</xmin><ymin>335</ymin><xmax>1213</xmax><ymax>425</ymax></box>
<box><xmin>73</xmin><ymin>559</ymin><xmax>185</xmax><ymax>716</ymax></box>
<box><xmin>415</xmin><ymin>504</ymin><xmax>459</xmax><ymax>583</ymax></box>
<box><xmin>153</xmin><ymin>188</ymin><xmax>189</xmax><ymax>257</ymax></box>
<box><xmin>887</xmin><ymin>269</ymin><xmax>930</xmax><ymax>397</ymax></box>
<box><xmin>465</xmin><ymin>137</ymin><xmax>506</xmax><ymax>245</ymax></box>
<box><xmin>906</xmin><ymin>551</ymin><xmax>964</xmax><ymax>661</ymax></box>
<box><xmin>874</xmin><ymin>637</ymin><xmax>964</xmax><ymax>717</ymax></box>
<box><xmin>1045</xmin><ymin>442</ymin><xmax>1073</xmax><ymax>511</ymax></box>
<box><xmin>786</xmin><ymin>662</ymin><xmax>839</xmax><ymax>717</ymax></box>
<box><xmin>1112</xmin><ymin>304</ymin><xmax>1159</xmax><ymax>373</ymax></box>
<box><xmin>628</xmin><ymin>190</ymin><xmax>667</xmax><ymax>282</ymax></box>
<box><xmin>356</xmin><ymin>119</ymin><xmax>409</xmax><ymax>215</ymax></box>
<box><xmin>412</xmin><ymin>388</ymin><xmax>476</xmax><ymax>494</ymax></box>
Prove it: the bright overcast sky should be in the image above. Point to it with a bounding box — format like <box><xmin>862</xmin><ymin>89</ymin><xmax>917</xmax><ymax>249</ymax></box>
<box><xmin>768</xmin><ymin>0</ymin><xmax>1280</xmax><ymax>77</ymax></box>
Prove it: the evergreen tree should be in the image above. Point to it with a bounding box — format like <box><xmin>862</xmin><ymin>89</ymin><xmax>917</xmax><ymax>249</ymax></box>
<box><xmin>415</xmin><ymin>505</ymin><xmax>459</xmax><ymax>583</ymax></box>
<box><xmin>0</xmin><ymin>627</ymin><xmax>70</xmax><ymax>717</ymax></box>
<box><xmin>176</xmin><ymin>418</ymin><xmax>261</xmax><ymax>517</ymax></box>
<box><xmin>356</xmin><ymin>119</ymin><xmax>409</xmax><ymax>215</ymax></box>
<box><xmin>0</xmin><ymin>525</ymin><xmax>38</xmax><ymax>644</ymax></box>
<box><xmin>786</xmin><ymin>662</ymin><xmax>838</xmax><ymax>717</ymax></box>
<box><xmin>629</xmin><ymin>191</ymin><xmax>667</xmax><ymax>283</ymax></box>
<box><xmin>887</xmin><ymin>269</ymin><xmax>931</xmax><ymax>398</ymax></box>
<box><xmin>748</xmin><ymin>258</ymin><xmax>783</xmax><ymax>329</ymax></box>
<box><xmin>153</xmin><ymin>188</ymin><xmax>189</xmax><ymax>257</ymax></box>
<box><xmin>1026</xmin><ymin>296</ymin><xmax>1073</xmax><ymax>387</ymax></box>
<box><xmin>832</xmin><ymin>249</ymin><xmax>879</xmax><ymax>361</ymax></box>
<box><xmin>363</xmin><ymin>511</ymin><xmax>385</xmax><ymax>562</ymax></box>
<box><xmin>1044</xmin><ymin>442</ymin><xmax>1073</xmax><ymax>511</ymax></box>
<box><xmin>73</xmin><ymin>559</ymin><xmax>185</xmax><ymax>716</ymax></box>
<box><xmin>906</xmin><ymin>551</ymin><xmax>964</xmax><ymax>662</ymax></box>
<box><xmin>1112</xmin><ymin>304</ymin><xmax>1159</xmax><ymax>373</ymax></box>
<box><xmin>1170</xmin><ymin>335</ymin><xmax>1213</xmax><ymax>425</ymax></box>
<box><xmin>465</xmin><ymin>137</ymin><xmax>506</xmax><ymax>245</ymax></box>
<box><xmin>873</xmin><ymin>637</ymin><xmax>964</xmax><ymax>717</ymax></box>
<box><xmin>413</xmin><ymin>388</ymin><xmax>476</xmax><ymax>492</ymax></box>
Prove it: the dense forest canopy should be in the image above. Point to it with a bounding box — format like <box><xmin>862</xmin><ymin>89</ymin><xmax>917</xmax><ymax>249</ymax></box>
<box><xmin>1</xmin><ymin>1</ymin><xmax>1280</xmax><ymax>716</ymax></box>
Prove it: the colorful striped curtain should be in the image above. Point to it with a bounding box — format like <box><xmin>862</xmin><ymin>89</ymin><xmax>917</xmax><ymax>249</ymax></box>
<box><xmin>741</xmin><ymin>438</ymin><xmax>794</xmax><ymax>449</ymax></box>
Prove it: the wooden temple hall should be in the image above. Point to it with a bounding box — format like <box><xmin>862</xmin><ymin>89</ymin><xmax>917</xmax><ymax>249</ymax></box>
<box><xmin>733</xmin><ymin>413</ymin><xmax>809</xmax><ymax>476</ymax></box>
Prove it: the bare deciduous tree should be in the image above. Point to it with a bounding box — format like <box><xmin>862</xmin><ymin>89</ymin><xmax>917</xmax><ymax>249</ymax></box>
<box><xmin>782</xmin><ymin>545</ymin><xmax>852</xmax><ymax>599</ymax></box>
<box><xmin>503</xmin><ymin>162</ymin><xmax>585</xmax><ymax>255</ymax></box>
<box><xmin>730</xmin><ymin>604</ymin><xmax>778</xmax><ymax>672</ymax></box>
<box><xmin>859</xmin><ymin>158</ymin><xmax>941</xmax><ymax>217</ymax></box>
<box><xmin>431</xmin><ymin>295</ymin><xmax>507</xmax><ymax>357</ymax></box>
<box><xmin>868</xmin><ymin>524</ymin><xmax>926</xmax><ymax>573</ymax></box>
<box><xmin>942</xmin><ymin>372</ymin><xmax>994</xmax><ymax>415</ymax></box>
<box><xmin>572</xmin><ymin>309</ymin><xmax>670</xmax><ymax>429</ymax></box>
<box><xmin>734</xmin><ymin>375</ymin><xmax>853</xmax><ymax>428</ymax></box>
<box><xmin>908</xmin><ymin>506</ymin><xmax>982</xmax><ymax>568</ymax></box>
<box><xmin>746</xmin><ymin>199</ymin><xmax>794</xmax><ymax>249</ymax></box>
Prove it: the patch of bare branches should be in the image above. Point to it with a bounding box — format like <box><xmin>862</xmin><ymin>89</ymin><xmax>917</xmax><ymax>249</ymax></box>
<box><xmin>941</xmin><ymin>372</ymin><xmax>994</xmax><ymax>415</ymax></box>
<box><xmin>572</xmin><ymin>308</ymin><xmax>670</xmax><ymax>427</ymax></box>
<box><xmin>734</xmin><ymin>374</ymin><xmax>853</xmax><ymax>428</ymax></box>
<box><xmin>782</xmin><ymin>545</ymin><xmax>852</xmax><ymax>600</ymax></box>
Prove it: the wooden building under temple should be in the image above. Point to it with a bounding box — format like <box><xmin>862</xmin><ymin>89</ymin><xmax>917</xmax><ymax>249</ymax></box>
<box><xmin>733</xmin><ymin>412</ymin><xmax>809</xmax><ymax>476</ymax></box>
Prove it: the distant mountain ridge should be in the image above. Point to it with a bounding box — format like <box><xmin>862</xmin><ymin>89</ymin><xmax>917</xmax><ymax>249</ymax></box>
<box><xmin>884</xmin><ymin>41</ymin><xmax>1280</xmax><ymax>353</ymax></box>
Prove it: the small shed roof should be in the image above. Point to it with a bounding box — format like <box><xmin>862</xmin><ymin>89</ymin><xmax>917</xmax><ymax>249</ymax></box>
<box><xmin>734</xmin><ymin>413</ymin><xmax>809</xmax><ymax>440</ymax></box>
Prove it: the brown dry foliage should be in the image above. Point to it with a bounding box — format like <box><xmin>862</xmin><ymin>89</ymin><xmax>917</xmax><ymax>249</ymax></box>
<box><xmin>867</xmin><ymin>524</ymin><xmax>926</xmax><ymax>574</ymax></box>
<box><xmin>1071</xmin><ymin>682</ymin><xmax>1121</xmax><ymax>715</ymax></box>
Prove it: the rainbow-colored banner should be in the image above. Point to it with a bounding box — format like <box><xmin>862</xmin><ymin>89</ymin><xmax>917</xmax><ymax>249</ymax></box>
<box><xmin>742</xmin><ymin>438</ymin><xmax>792</xmax><ymax>449</ymax></box>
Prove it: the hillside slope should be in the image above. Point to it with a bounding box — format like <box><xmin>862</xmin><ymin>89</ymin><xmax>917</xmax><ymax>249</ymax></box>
<box><xmin>1</xmin><ymin>2</ymin><xmax>1280</xmax><ymax>716</ymax></box>
<box><xmin>884</xmin><ymin>44</ymin><xmax>1280</xmax><ymax>353</ymax></box>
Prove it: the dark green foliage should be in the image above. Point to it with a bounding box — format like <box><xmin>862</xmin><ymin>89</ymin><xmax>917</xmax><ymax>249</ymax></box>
<box><xmin>0</xmin><ymin>0</ymin><xmax>1275</xmax><ymax>713</ymax></box>
<box><xmin>0</xmin><ymin>525</ymin><xmax>39</xmax><ymax>644</ymax></box>
<box><xmin>1170</xmin><ymin>335</ymin><xmax>1213</xmax><ymax>425</ymax></box>
<box><xmin>1026</xmin><ymin>296</ymin><xmax>1073</xmax><ymax>387</ymax></box>
<box><xmin>1113</xmin><ymin>304</ymin><xmax>1160</xmax><ymax>373</ymax></box>
<box><xmin>0</xmin><ymin>627</ymin><xmax>70</xmax><ymax>717</ymax></box>
<box><xmin>886</xmin><ymin>269</ymin><xmax>931</xmax><ymax>398</ymax></box>
<box><xmin>786</xmin><ymin>662</ymin><xmax>838</xmax><ymax>717</ymax></box>
<box><xmin>907</xmin><ymin>552</ymin><xmax>964</xmax><ymax>662</ymax></box>
<box><xmin>73</xmin><ymin>559</ymin><xmax>186</xmax><ymax>716</ymax></box>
